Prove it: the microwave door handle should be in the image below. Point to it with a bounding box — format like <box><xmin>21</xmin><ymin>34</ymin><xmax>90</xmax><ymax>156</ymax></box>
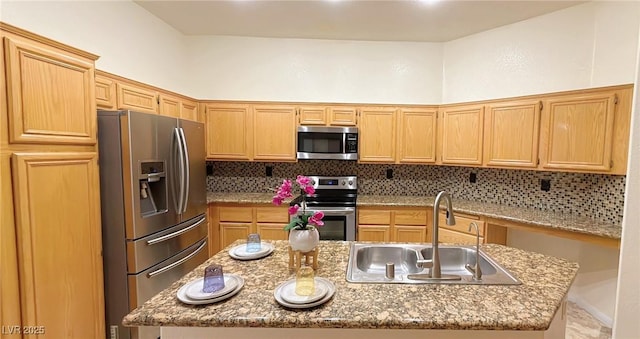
<box><xmin>342</xmin><ymin>132</ymin><xmax>346</xmax><ymax>153</ymax></box>
<box><xmin>179</xmin><ymin>127</ymin><xmax>190</xmax><ymax>213</ymax></box>
<box><xmin>147</xmin><ymin>240</ymin><xmax>207</xmax><ymax>278</ymax></box>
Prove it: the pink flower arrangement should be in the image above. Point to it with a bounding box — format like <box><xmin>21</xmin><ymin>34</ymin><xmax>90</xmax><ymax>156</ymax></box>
<box><xmin>272</xmin><ymin>175</ymin><xmax>324</xmax><ymax>231</ymax></box>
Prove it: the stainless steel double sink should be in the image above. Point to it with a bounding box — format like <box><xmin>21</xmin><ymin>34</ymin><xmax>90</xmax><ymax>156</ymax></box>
<box><xmin>346</xmin><ymin>243</ymin><xmax>521</xmax><ymax>285</ymax></box>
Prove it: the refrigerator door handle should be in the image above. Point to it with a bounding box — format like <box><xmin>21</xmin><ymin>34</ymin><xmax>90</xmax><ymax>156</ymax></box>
<box><xmin>179</xmin><ymin>127</ymin><xmax>190</xmax><ymax>213</ymax></box>
<box><xmin>173</xmin><ymin>127</ymin><xmax>186</xmax><ymax>214</ymax></box>
<box><xmin>147</xmin><ymin>240</ymin><xmax>207</xmax><ymax>278</ymax></box>
<box><xmin>146</xmin><ymin>215</ymin><xmax>206</xmax><ymax>245</ymax></box>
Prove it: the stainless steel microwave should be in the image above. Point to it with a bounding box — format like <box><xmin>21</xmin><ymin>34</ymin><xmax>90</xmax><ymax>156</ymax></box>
<box><xmin>297</xmin><ymin>126</ymin><xmax>358</xmax><ymax>160</ymax></box>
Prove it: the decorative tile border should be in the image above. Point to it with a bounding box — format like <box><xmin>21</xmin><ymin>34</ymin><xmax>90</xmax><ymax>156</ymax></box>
<box><xmin>206</xmin><ymin>161</ymin><xmax>625</xmax><ymax>224</ymax></box>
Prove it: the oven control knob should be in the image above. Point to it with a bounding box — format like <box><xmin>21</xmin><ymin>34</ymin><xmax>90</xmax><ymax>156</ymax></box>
<box><xmin>311</xmin><ymin>179</ymin><xmax>316</xmax><ymax>186</ymax></box>
<box><xmin>341</xmin><ymin>180</ymin><xmax>346</xmax><ymax>186</ymax></box>
<box><xmin>348</xmin><ymin>180</ymin><xmax>353</xmax><ymax>186</ymax></box>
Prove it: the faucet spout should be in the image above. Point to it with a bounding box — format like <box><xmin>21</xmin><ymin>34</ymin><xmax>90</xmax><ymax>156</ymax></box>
<box><xmin>465</xmin><ymin>222</ymin><xmax>483</xmax><ymax>281</ymax></box>
<box><xmin>431</xmin><ymin>191</ymin><xmax>456</xmax><ymax>279</ymax></box>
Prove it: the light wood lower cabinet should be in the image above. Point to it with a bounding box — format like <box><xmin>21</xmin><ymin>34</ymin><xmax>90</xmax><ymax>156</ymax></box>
<box><xmin>357</xmin><ymin>207</ymin><xmax>428</xmax><ymax>242</ymax></box>
<box><xmin>11</xmin><ymin>152</ymin><xmax>105</xmax><ymax>338</ymax></box>
<box><xmin>209</xmin><ymin>204</ymin><xmax>289</xmax><ymax>256</ymax></box>
<box><xmin>437</xmin><ymin>212</ymin><xmax>507</xmax><ymax>245</ymax></box>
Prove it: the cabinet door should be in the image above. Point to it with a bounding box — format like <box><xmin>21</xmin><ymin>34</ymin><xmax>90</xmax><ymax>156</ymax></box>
<box><xmin>484</xmin><ymin>101</ymin><xmax>541</xmax><ymax>168</ymax></box>
<box><xmin>440</xmin><ymin>104</ymin><xmax>484</xmax><ymax>165</ymax></box>
<box><xmin>358</xmin><ymin>209</ymin><xmax>392</xmax><ymax>225</ymax></box>
<box><xmin>158</xmin><ymin>94</ymin><xmax>181</xmax><ymax>118</ymax></box>
<box><xmin>116</xmin><ymin>82</ymin><xmax>157</xmax><ymax>113</ymax></box>
<box><xmin>4</xmin><ymin>37</ymin><xmax>97</xmax><ymax>145</ymax></box>
<box><xmin>256</xmin><ymin>223</ymin><xmax>289</xmax><ymax>240</ymax></box>
<box><xmin>253</xmin><ymin>105</ymin><xmax>297</xmax><ymax>161</ymax></box>
<box><xmin>181</xmin><ymin>100</ymin><xmax>199</xmax><ymax>121</ymax></box>
<box><xmin>328</xmin><ymin>106</ymin><xmax>357</xmax><ymax>126</ymax></box>
<box><xmin>397</xmin><ymin>108</ymin><xmax>437</xmax><ymax>164</ymax></box>
<box><xmin>359</xmin><ymin>107</ymin><xmax>397</xmax><ymax>163</ymax></box>
<box><xmin>95</xmin><ymin>74</ymin><xmax>116</xmax><ymax>109</ymax></box>
<box><xmin>11</xmin><ymin>152</ymin><xmax>105</xmax><ymax>338</ymax></box>
<box><xmin>205</xmin><ymin>104</ymin><xmax>252</xmax><ymax>160</ymax></box>
<box><xmin>438</xmin><ymin>228</ymin><xmax>482</xmax><ymax>245</ymax></box>
<box><xmin>298</xmin><ymin>106</ymin><xmax>327</xmax><ymax>125</ymax></box>
<box><xmin>220</xmin><ymin>223</ymin><xmax>252</xmax><ymax>249</ymax></box>
<box><xmin>357</xmin><ymin>225</ymin><xmax>391</xmax><ymax>242</ymax></box>
<box><xmin>394</xmin><ymin>225</ymin><xmax>427</xmax><ymax>243</ymax></box>
<box><xmin>540</xmin><ymin>93</ymin><xmax>617</xmax><ymax>172</ymax></box>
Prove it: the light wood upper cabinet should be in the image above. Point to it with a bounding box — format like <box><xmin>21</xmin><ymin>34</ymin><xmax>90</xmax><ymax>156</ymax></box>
<box><xmin>158</xmin><ymin>93</ymin><xmax>181</xmax><ymax>118</ymax></box>
<box><xmin>4</xmin><ymin>36</ymin><xmax>97</xmax><ymax>145</ymax></box>
<box><xmin>484</xmin><ymin>100</ymin><xmax>541</xmax><ymax>168</ymax></box>
<box><xmin>253</xmin><ymin>105</ymin><xmax>297</xmax><ymax>161</ymax></box>
<box><xmin>358</xmin><ymin>107</ymin><xmax>397</xmax><ymax>163</ymax></box>
<box><xmin>95</xmin><ymin>74</ymin><xmax>116</xmax><ymax>109</ymax></box>
<box><xmin>328</xmin><ymin>106</ymin><xmax>358</xmax><ymax>126</ymax></box>
<box><xmin>297</xmin><ymin>105</ymin><xmax>357</xmax><ymax>126</ymax></box>
<box><xmin>205</xmin><ymin>104</ymin><xmax>253</xmax><ymax>160</ymax></box>
<box><xmin>11</xmin><ymin>152</ymin><xmax>105</xmax><ymax>338</ymax></box>
<box><xmin>298</xmin><ymin>105</ymin><xmax>327</xmax><ymax>125</ymax></box>
<box><xmin>539</xmin><ymin>92</ymin><xmax>617</xmax><ymax>172</ymax></box>
<box><xmin>116</xmin><ymin>82</ymin><xmax>157</xmax><ymax>114</ymax></box>
<box><xmin>440</xmin><ymin>104</ymin><xmax>484</xmax><ymax>165</ymax></box>
<box><xmin>181</xmin><ymin>99</ymin><xmax>199</xmax><ymax>121</ymax></box>
<box><xmin>397</xmin><ymin>108</ymin><xmax>437</xmax><ymax>164</ymax></box>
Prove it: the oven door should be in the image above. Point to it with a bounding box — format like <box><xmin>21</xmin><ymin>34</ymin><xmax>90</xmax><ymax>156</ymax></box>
<box><xmin>296</xmin><ymin>207</ymin><xmax>356</xmax><ymax>241</ymax></box>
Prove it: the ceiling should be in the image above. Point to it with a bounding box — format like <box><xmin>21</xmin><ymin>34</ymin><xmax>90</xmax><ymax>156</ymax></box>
<box><xmin>134</xmin><ymin>0</ymin><xmax>585</xmax><ymax>42</ymax></box>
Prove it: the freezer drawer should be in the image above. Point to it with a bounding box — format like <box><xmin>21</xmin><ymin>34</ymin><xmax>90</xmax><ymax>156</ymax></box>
<box><xmin>126</xmin><ymin>214</ymin><xmax>207</xmax><ymax>274</ymax></box>
<box><xmin>120</xmin><ymin>237</ymin><xmax>208</xmax><ymax>339</ymax></box>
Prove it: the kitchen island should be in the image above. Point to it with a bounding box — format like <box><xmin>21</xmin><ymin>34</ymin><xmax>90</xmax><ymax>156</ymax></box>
<box><xmin>123</xmin><ymin>240</ymin><xmax>579</xmax><ymax>339</ymax></box>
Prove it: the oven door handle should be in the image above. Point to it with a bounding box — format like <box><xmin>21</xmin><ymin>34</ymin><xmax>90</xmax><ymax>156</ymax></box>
<box><xmin>302</xmin><ymin>209</ymin><xmax>355</xmax><ymax>216</ymax></box>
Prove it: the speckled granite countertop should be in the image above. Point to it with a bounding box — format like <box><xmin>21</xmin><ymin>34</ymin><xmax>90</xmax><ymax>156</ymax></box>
<box><xmin>123</xmin><ymin>240</ymin><xmax>578</xmax><ymax>331</ymax></box>
<box><xmin>207</xmin><ymin>192</ymin><xmax>621</xmax><ymax>240</ymax></box>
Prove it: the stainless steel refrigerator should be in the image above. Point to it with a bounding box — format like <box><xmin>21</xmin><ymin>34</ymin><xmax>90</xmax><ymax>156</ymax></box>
<box><xmin>98</xmin><ymin>110</ymin><xmax>208</xmax><ymax>339</ymax></box>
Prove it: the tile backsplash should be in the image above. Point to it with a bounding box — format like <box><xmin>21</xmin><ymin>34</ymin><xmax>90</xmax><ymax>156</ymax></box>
<box><xmin>206</xmin><ymin>161</ymin><xmax>626</xmax><ymax>224</ymax></box>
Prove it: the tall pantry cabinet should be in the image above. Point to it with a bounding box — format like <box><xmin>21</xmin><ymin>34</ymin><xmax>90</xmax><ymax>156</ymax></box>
<box><xmin>0</xmin><ymin>23</ymin><xmax>105</xmax><ymax>338</ymax></box>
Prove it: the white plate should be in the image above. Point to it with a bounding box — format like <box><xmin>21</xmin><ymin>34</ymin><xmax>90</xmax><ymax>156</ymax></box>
<box><xmin>177</xmin><ymin>275</ymin><xmax>244</xmax><ymax>305</ymax></box>
<box><xmin>274</xmin><ymin>277</ymin><xmax>335</xmax><ymax>309</ymax></box>
<box><xmin>279</xmin><ymin>279</ymin><xmax>328</xmax><ymax>304</ymax></box>
<box><xmin>184</xmin><ymin>276</ymin><xmax>238</xmax><ymax>300</ymax></box>
<box><xmin>229</xmin><ymin>243</ymin><xmax>274</xmax><ymax>260</ymax></box>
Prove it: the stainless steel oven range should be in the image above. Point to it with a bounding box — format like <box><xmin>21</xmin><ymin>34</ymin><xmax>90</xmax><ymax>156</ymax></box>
<box><xmin>290</xmin><ymin>176</ymin><xmax>357</xmax><ymax>241</ymax></box>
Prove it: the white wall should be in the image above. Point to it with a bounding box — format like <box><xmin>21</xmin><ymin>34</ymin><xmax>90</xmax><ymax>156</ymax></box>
<box><xmin>185</xmin><ymin>35</ymin><xmax>443</xmax><ymax>104</ymax></box>
<box><xmin>442</xmin><ymin>1</ymin><xmax>640</xmax><ymax>103</ymax></box>
<box><xmin>0</xmin><ymin>0</ymin><xmax>190</xmax><ymax>95</ymax></box>
<box><xmin>613</xmin><ymin>35</ymin><xmax>640</xmax><ymax>338</ymax></box>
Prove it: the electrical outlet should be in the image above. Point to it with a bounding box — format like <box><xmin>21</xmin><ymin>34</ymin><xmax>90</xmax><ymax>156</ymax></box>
<box><xmin>266</xmin><ymin>166</ymin><xmax>273</xmax><ymax>177</ymax></box>
<box><xmin>541</xmin><ymin>179</ymin><xmax>551</xmax><ymax>191</ymax></box>
<box><xmin>386</xmin><ymin>168</ymin><xmax>393</xmax><ymax>179</ymax></box>
<box><xmin>469</xmin><ymin>172</ymin><xmax>477</xmax><ymax>183</ymax></box>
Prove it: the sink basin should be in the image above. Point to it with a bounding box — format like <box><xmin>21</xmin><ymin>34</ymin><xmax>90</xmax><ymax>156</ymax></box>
<box><xmin>356</xmin><ymin>246</ymin><xmax>423</xmax><ymax>275</ymax></box>
<box><xmin>346</xmin><ymin>243</ymin><xmax>521</xmax><ymax>285</ymax></box>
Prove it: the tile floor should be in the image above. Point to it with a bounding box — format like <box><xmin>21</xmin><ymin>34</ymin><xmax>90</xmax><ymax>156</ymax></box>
<box><xmin>566</xmin><ymin>301</ymin><xmax>612</xmax><ymax>339</ymax></box>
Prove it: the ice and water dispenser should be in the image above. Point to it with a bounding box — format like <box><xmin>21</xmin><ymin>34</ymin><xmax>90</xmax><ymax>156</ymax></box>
<box><xmin>138</xmin><ymin>161</ymin><xmax>168</xmax><ymax>217</ymax></box>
